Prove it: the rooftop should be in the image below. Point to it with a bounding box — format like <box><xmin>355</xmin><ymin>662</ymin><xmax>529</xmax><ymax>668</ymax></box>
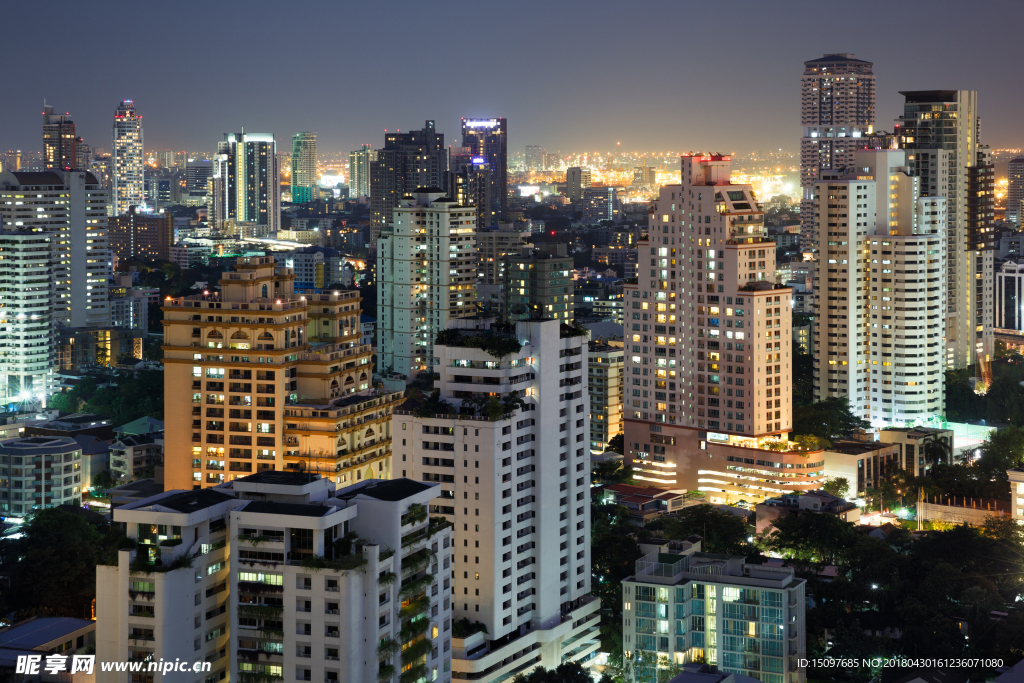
<box><xmin>240</xmin><ymin>501</ymin><xmax>333</xmax><ymax>517</ymax></box>
<box><xmin>804</xmin><ymin>53</ymin><xmax>872</xmax><ymax>65</ymax></box>
<box><xmin>348</xmin><ymin>478</ymin><xmax>433</xmax><ymax>502</ymax></box>
<box><xmin>132</xmin><ymin>488</ymin><xmax>234</xmax><ymax>514</ymax></box>
<box><xmin>235</xmin><ymin>470</ymin><xmax>321</xmax><ymax>487</ymax></box>
<box><xmin>0</xmin><ymin>436</ymin><xmax>81</xmax><ymax>455</ymax></box>
<box><xmin>900</xmin><ymin>90</ymin><xmax>963</xmax><ymax>103</ymax></box>
<box><xmin>0</xmin><ymin>617</ymin><xmax>94</xmax><ymax>649</ymax></box>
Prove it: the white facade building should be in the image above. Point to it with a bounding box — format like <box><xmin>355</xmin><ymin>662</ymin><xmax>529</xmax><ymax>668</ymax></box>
<box><xmin>112</xmin><ymin>100</ymin><xmax>144</xmax><ymax>216</ymax></box>
<box><xmin>96</xmin><ymin>473</ymin><xmax>453</xmax><ymax>683</ymax></box>
<box><xmin>0</xmin><ymin>230</ymin><xmax>55</xmax><ymax>401</ymax></box>
<box><xmin>996</xmin><ymin>261</ymin><xmax>1024</xmax><ymax>332</ymax></box>
<box><xmin>813</xmin><ymin>149</ymin><xmax>946</xmax><ymax>427</ymax></box>
<box><xmin>377</xmin><ymin>189</ymin><xmax>477</xmax><ymax>378</ymax></box>
<box><xmin>396</xmin><ymin>317</ymin><xmax>601</xmax><ymax>682</ymax></box>
<box><xmin>0</xmin><ymin>170</ymin><xmax>111</xmax><ymax>329</ymax></box>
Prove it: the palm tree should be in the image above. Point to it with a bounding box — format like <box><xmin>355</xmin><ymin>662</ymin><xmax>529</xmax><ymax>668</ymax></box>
<box><xmin>922</xmin><ymin>434</ymin><xmax>952</xmax><ymax>467</ymax></box>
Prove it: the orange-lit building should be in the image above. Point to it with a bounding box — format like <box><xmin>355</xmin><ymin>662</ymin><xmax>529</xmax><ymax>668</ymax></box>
<box><xmin>162</xmin><ymin>256</ymin><xmax>402</xmax><ymax>490</ymax></box>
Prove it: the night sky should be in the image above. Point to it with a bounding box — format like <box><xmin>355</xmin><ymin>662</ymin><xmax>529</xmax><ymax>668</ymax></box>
<box><xmin>3</xmin><ymin>0</ymin><xmax>1022</xmax><ymax>156</ymax></box>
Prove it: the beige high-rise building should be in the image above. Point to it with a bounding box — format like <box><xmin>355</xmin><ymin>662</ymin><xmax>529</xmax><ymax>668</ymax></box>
<box><xmin>897</xmin><ymin>90</ymin><xmax>995</xmax><ymax>368</ymax></box>
<box><xmin>812</xmin><ymin>149</ymin><xmax>947</xmax><ymax>427</ymax></box>
<box><xmin>799</xmin><ymin>54</ymin><xmax>876</xmax><ymax>255</ymax></box>
<box><xmin>162</xmin><ymin>256</ymin><xmax>402</xmax><ymax>491</ymax></box>
<box><xmin>622</xmin><ymin>155</ymin><xmax>824</xmax><ymax>505</ymax></box>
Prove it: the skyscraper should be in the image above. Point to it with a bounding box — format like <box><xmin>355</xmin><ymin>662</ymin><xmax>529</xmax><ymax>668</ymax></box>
<box><xmin>0</xmin><ymin>170</ymin><xmax>110</xmax><ymax>330</ymax></box>
<box><xmin>377</xmin><ymin>189</ymin><xmax>477</xmax><ymax>378</ymax></box>
<box><xmin>369</xmin><ymin>121</ymin><xmax>446</xmax><ymax>242</ymax></box>
<box><xmin>0</xmin><ymin>230</ymin><xmax>55</xmax><ymax>402</ymax></box>
<box><xmin>1007</xmin><ymin>156</ymin><xmax>1024</xmax><ymax>227</ymax></box>
<box><xmin>213</xmin><ymin>132</ymin><xmax>280</xmax><ymax>233</ymax></box>
<box><xmin>566</xmin><ymin>167</ymin><xmax>591</xmax><ymax>204</ymax></box>
<box><xmin>290</xmin><ymin>131</ymin><xmax>318</xmax><ymax>204</ymax></box>
<box><xmin>347</xmin><ymin>144</ymin><xmax>373</xmax><ymax>199</ymax></box>
<box><xmin>812</xmin><ymin>149</ymin><xmax>947</xmax><ymax>427</ymax></box>
<box><xmin>799</xmin><ymin>54</ymin><xmax>876</xmax><ymax>254</ymax></box>
<box><xmin>42</xmin><ymin>103</ymin><xmax>78</xmax><ymax>171</ymax></box>
<box><xmin>897</xmin><ymin>90</ymin><xmax>995</xmax><ymax>367</ymax></box>
<box><xmin>112</xmin><ymin>100</ymin><xmax>144</xmax><ymax>215</ymax></box>
<box><xmin>525</xmin><ymin>144</ymin><xmax>544</xmax><ymax>171</ymax></box>
<box><xmin>461</xmin><ymin>118</ymin><xmax>508</xmax><ymax>225</ymax></box>
<box><xmin>622</xmin><ymin>155</ymin><xmax>820</xmax><ymax>505</ymax></box>
<box><xmin>446</xmin><ymin>147</ymin><xmax>491</xmax><ymax>232</ymax></box>
<box><xmin>398</xmin><ymin>317</ymin><xmax>601</xmax><ymax>679</ymax></box>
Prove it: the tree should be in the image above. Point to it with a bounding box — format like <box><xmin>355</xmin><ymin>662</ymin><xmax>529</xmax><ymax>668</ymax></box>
<box><xmin>0</xmin><ymin>508</ymin><xmax>113</xmax><ymax>619</ymax></box>
<box><xmin>91</xmin><ymin>468</ymin><xmax>115</xmax><ymax>491</ymax></box>
<box><xmin>94</xmin><ymin>344</ymin><xmax>109</xmax><ymax>367</ymax></box>
<box><xmin>647</xmin><ymin>505</ymin><xmax>753</xmax><ymax>556</ymax></box>
<box><xmin>592</xmin><ymin>460</ymin><xmax>633</xmax><ymax>485</ymax></box>
<box><xmin>117</xmin><ymin>352</ymin><xmax>137</xmax><ymax>366</ymax></box>
<box><xmin>792</xmin><ymin>396</ymin><xmax>869</xmax><ymax>441</ymax></box>
<box><xmin>823</xmin><ymin>477</ymin><xmax>850</xmax><ymax>499</ymax></box>
<box><xmin>512</xmin><ymin>662</ymin><xmax>608</xmax><ymax>683</ymax></box>
<box><xmin>978</xmin><ymin>426</ymin><xmax>1024</xmax><ymax>474</ymax></box>
<box><xmin>921</xmin><ymin>434</ymin><xmax>952</xmax><ymax>467</ymax></box>
<box><xmin>944</xmin><ymin>368</ymin><xmax>986</xmax><ymax>422</ymax></box>
<box><xmin>606</xmin><ymin>433</ymin><xmax>624</xmax><ymax>454</ymax></box>
<box><xmin>759</xmin><ymin>510</ymin><xmax>858</xmax><ymax>566</ymax></box>
<box><xmin>792</xmin><ymin>339</ymin><xmax>814</xmax><ymax>407</ymax></box>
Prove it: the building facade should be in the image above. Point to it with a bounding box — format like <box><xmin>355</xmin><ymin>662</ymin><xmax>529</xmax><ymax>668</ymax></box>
<box><xmin>589</xmin><ymin>340</ymin><xmax>624</xmax><ymax>452</ymax></box>
<box><xmin>504</xmin><ymin>244</ymin><xmax>574</xmax><ymax>322</ymax></box>
<box><xmin>623</xmin><ymin>155</ymin><xmax>818</xmax><ymax>504</ymax></box>
<box><xmin>348</xmin><ymin>144</ymin><xmax>374</xmax><ymax>199</ymax></box>
<box><xmin>799</xmin><ymin>54</ymin><xmax>876</xmax><ymax>255</ymax></box>
<box><xmin>812</xmin><ymin>149</ymin><xmax>947</xmax><ymax>427</ymax></box>
<box><xmin>96</xmin><ymin>474</ymin><xmax>453</xmax><ymax>683</ymax></box>
<box><xmin>108</xmin><ymin>206</ymin><xmax>173</xmax><ymax>261</ymax></box>
<box><xmin>477</xmin><ymin>225</ymin><xmax>529</xmax><ymax>285</ymax></box>
<box><xmin>291</xmin><ymin>132</ymin><xmax>318</xmax><ymax>204</ymax></box>
<box><xmin>1009</xmin><ymin>157</ymin><xmax>1024</xmax><ymax>227</ymax></box>
<box><xmin>996</xmin><ymin>261</ymin><xmax>1024</xmax><ymax>332</ymax></box>
<box><xmin>370</xmin><ymin>122</ymin><xmax>446</xmax><ymax>243</ymax></box>
<box><xmin>461</xmin><ymin>118</ymin><xmax>508</xmax><ymax>224</ymax></box>
<box><xmin>897</xmin><ymin>90</ymin><xmax>995</xmax><ymax>368</ymax></box>
<box><xmin>161</xmin><ymin>257</ymin><xmax>402</xmax><ymax>491</ymax></box>
<box><xmin>566</xmin><ymin>167</ymin><xmax>591</xmax><ymax>204</ymax></box>
<box><xmin>376</xmin><ymin>189</ymin><xmax>477</xmax><ymax>377</ymax></box>
<box><xmin>214</xmin><ymin>133</ymin><xmax>280</xmax><ymax>234</ymax></box>
<box><xmin>0</xmin><ymin>230</ymin><xmax>55</xmax><ymax>402</ymax></box>
<box><xmin>0</xmin><ymin>170</ymin><xmax>111</xmax><ymax>328</ymax></box>
<box><xmin>112</xmin><ymin>100</ymin><xmax>144</xmax><ymax>216</ymax></box>
<box><xmin>397</xmin><ymin>317</ymin><xmax>601</xmax><ymax>681</ymax></box>
<box><xmin>42</xmin><ymin>103</ymin><xmax>78</xmax><ymax>171</ymax></box>
<box><xmin>0</xmin><ymin>435</ymin><xmax>84</xmax><ymax>516</ymax></box>
<box><xmin>622</xmin><ymin>537</ymin><xmax>806</xmax><ymax>683</ymax></box>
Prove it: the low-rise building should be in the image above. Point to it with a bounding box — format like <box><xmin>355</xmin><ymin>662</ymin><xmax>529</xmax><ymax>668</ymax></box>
<box><xmin>876</xmin><ymin>427</ymin><xmax>955</xmax><ymax>476</ymax></box>
<box><xmin>622</xmin><ymin>536</ymin><xmax>806</xmax><ymax>682</ymax></box>
<box><xmin>110</xmin><ymin>433</ymin><xmax>163</xmax><ymax>482</ymax></box>
<box><xmin>0</xmin><ymin>436</ymin><xmax>85</xmax><ymax>516</ymax></box>
<box><xmin>594</xmin><ymin>483</ymin><xmax>690</xmax><ymax>525</ymax></box>
<box><xmin>0</xmin><ymin>616</ymin><xmax>96</xmax><ymax>679</ymax></box>
<box><xmin>1008</xmin><ymin>468</ymin><xmax>1024</xmax><ymax>523</ymax></box>
<box><xmin>821</xmin><ymin>439</ymin><xmax>901</xmax><ymax>498</ymax></box>
<box><xmin>96</xmin><ymin>473</ymin><xmax>453</xmax><ymax>683</ymax></box>
<box><xmin>755</xmin><ymin>489</ymin><xmax>860</xmax><ymax>534</ymax></box>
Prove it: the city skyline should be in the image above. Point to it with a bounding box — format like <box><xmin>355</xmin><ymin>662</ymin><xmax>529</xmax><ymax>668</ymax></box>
<box><xmin>1</xmin><ymin>1</ymin><xmax>1022</xmax><ymax>156</ymax></box>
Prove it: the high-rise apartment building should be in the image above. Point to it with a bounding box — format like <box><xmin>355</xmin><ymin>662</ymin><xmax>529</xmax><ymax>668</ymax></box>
<box><xmin>504</xmin><ymin>243</ymin><xmax>574</xmax><ymax>321</ymax></box>
<box><xmin>370</xmin><ymin>122</ymin><xmax>446</xmax><ymax>242</ymax></box>
<box><xmin>812</xmin><ymin>149</ymin><xmax>947</xmax><ymax>427</ymax></box>
<box><xmin>622</xmin><ymin>155</ymin><xmax>821</xmax><ymax>504</ymax></box>
<box><xmin>799</xmin><ymin>54</ymin><xmax>875</xmax><ymax>254</ymax></box>
<box><xmin>42</xmin><ymin>103</ymin><xmax>78</xmax><ymax>171</ymax></box>
<box><xmin>0</xmin><ymin>170</ymin><xmax>110</xmax><ymax>329</ymax></box>
<box><xmin>447</xmin><ymin>148</ymin><xmax>492</xmax><ymax>231</ymax></box>
<box><xmin>566</xmin><ymin>167</ymin><xmax>591</xmax><ymax>204</ymax></box>
<box><xmin>0</xmin><ymin>230</ymin><xmax>55</xmax><ymax>402</ymax></box>
<box><xmin>995</xmin><ymin>261</ymin><xmax>1024</xmax><ymax>332</ymax></box>
<box><xmin>398</xmin><ymin>317</ymin><xmax>601</xmax><ymax>681</ymax></box>
<box><xmin>622</xmin><ymin>536</ymin><xmax>806</xmax><ymax>682</ymax></box>
<box><xmin>582</xmin><ymin>187</ymin><xmax>619</xmax><ymax>224</ymax></box>
<box><xmin>112</xmin><ymin>100</ymin><xmax>144</xmax><ymax>215</ymax></box>
<box><xmin>525</xmin><ymin>145</ymin><xmax>544</xmax><ymax>171</ymax></box>
<box><xmin>1009</xmin><ymin>157</ymin><xmax>1024</xmax><ymax>227</ymax></box>
<box><xmin>96</xmin><ymin>474</ymin><xmax>453</xmax><ymax>683</ymax></box>
<box><xmin>376</xmin><ymin>189</ymin><xmax>477</xmax><ymax>378</ymax></box>
<box><xmin>897</xmin><ymin>90</ymin><xmax>995</xmax><ymax>367</ymax></box>
<box><xmin>477</xmin><ymin>224</ymin><xmax>529</xmax><ymax>285</ymax></box>
<box><xmin>461</xmin><ymin>118</ymin><xmax>508</xmax><ymax>224</ymax></box>
<box><xmin>589</xmin><ymin>340</ymin><xmax>624</xmax><ymax>452</ymax></box>
<box><xmin>213</xmin><ymin>132</ymin><xmax>280</xmax><ymax>234</ymax></box>
<box><xmin>348</xmin><ymin>144</ymin><xmax>374</xmax><ymax>199</ymax></box>
<box><xmin>161</xmin><ymin>257</ymin><xmax>402</xmax><ymax>491</ymax></box>
<box><xmin>185</xmin><ymin>160</ymin><xmax>213</xmax><ymax>206</ymax></box>
<box><xmin>291</xmin><ymin>132</ymin><xmax>318</xmax><ymax>204</ymax></box>
<box><xmin>108</xmin><ymin>206</ymin><xmax>173</xmax><ymax>262</ymax></box>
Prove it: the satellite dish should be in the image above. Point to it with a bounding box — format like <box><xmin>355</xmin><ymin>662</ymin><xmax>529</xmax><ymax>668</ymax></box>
<box><xmin>510</xmin><ymin>303</ymin><xmax>528</xmax><ymax>315</ymax></box>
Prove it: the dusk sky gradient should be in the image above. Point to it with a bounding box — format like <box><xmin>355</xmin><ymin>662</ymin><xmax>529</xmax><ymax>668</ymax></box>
<box><xmin>3</xmin><ymin>0</ymin><xmax>1022</xmax><ymax>157</ymax></box>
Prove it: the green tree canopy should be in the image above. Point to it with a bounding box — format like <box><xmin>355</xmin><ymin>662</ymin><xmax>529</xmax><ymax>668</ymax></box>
<box><xmin>792</xmin><ymin>396</ymin><xmax>869</xmax><ymax>441</ymax></box>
